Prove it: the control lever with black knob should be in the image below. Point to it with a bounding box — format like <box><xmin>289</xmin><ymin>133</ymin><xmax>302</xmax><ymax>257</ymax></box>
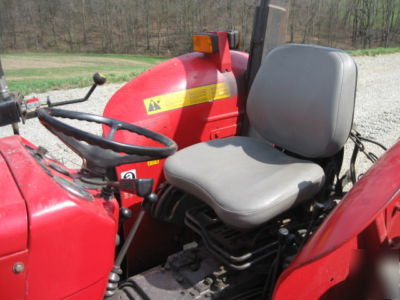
<box><xmin>119</xmin><ymin>207</ymin><xmax>132</xmax><ymax>222</ymax></box>
<box><xmin>106</xmin><ymin>178</ymin><xmax>154</xmax><ymax>198</ymax></box>
<box><xmin>47</xmin><ymin>72</ymin><xmax>106</xmax><ymax>107</ymax></box>
<box><xmin>104</xmin><ymin>178</ymin><xmax>159</xmax><ymax>297</ymax></box>
<box><xmin>0</xmin><ymin>68</ymin><xmax>108</xmax><ymax>133</ymax></box>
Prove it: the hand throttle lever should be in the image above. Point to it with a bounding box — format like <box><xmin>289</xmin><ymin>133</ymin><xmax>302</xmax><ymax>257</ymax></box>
<box><xmin>47</xmin><ymin>72</ymin><xmax>106</xmax><ymax>107</ymax></box>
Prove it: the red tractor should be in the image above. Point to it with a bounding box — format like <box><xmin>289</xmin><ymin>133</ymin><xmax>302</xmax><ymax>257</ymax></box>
<box><xmin>0</xmin><ymin>1</ymin><xmax>399</xmax><ymax>299</ymax></box>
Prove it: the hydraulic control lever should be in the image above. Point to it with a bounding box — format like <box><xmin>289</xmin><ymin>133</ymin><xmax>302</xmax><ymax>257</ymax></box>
<box><xmin>0</xmin><ymin>56</ymin><xmax>107</xmax><ymax>132</ymax></box>
<box><xmin>47</xmin><ymin>72</ymin><xmax>106</xmax><ymax>107</ymax></box>
<box><xmin>105</xmin><ymin>178</ymin><xmax>159</xmax><ymax>297</ymax></box>
<box><xmin>20</xmin><ymin>73</ymin><xmax>105</xmax><ymax>121</ymax></box>
<box><xmin>106</xmin><ymin>178</ymin><xmax>154</xmax><ymax>198</ymax></box>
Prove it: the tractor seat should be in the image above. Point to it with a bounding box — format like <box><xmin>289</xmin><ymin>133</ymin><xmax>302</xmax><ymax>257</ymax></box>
<box><xmin>164</xmin><ymin>44</ymin><xmax>357</xmax><ymax>230</ymax></box>
<box><xmin>165</xmin><ymin>137</ymin><xmax>325</xmax><ymax>229</ymax></box>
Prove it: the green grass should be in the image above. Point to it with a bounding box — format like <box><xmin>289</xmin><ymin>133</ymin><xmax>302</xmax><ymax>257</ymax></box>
<box><xmin>2</xmin><ymin>53</ymin><xmax>169</xmax><ymax>94</ymax></box>
<box><xmin>347</xmin><ymin>47</ymin><xmax>400</xmax><ymax>56</ymax></box>
<box><xmin>4</xmin><ymin>47</ymin><xmax>400</xmax><ymax>94</ymax></box>
<box><xmin>3</xmin><ymin>52</ymin><xmax>167</xmax><ymax>64</ymax></box>
<box><xmin>5</xmin><ymin>65</ymin><xmax>149</xmax><ymax>78</ymax></box>
<box><xmin>7</xmin><ymin>72</ymin><xmax>143</xmax><ymax>95</ymax></box>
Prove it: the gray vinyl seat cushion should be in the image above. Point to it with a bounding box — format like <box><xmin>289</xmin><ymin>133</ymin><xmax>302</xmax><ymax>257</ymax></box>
<box><xmin>164</xmin><ymin>137</ymin><xmax>325</xmax><ymax>230</ymax></box>
<box><xmin>247</xmin><ymin>44</ymin><xmax>357</xmax><ymax>158</ymax></box>
<box><xmin>164</xmin><ymin>44</ymin><xmax>356</xmax><ymax>230</ymax></box>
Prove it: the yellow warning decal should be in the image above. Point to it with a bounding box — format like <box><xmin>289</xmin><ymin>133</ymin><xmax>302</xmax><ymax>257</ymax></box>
<box><xmin>147</xmin><ymin>160</ymin><xmax>160</xmax><ymax>166</ymax></box>
<box><xmin>143</xmin><ymin>82</ymin><xmax>231</xmax><ymax>115</ymax></box>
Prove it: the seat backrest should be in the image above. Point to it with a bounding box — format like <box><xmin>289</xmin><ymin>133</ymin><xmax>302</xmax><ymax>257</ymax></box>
<box><xmin>247</xmin><ymin>44</ymin><xmax>357</xmax><ymax>158</ymax></box>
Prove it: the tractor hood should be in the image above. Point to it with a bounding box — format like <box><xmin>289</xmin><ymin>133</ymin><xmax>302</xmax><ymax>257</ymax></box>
<box><xmin>0</xmin><ymin>139</ymin><xmax>28</xmax><ymax>258</ymax></box>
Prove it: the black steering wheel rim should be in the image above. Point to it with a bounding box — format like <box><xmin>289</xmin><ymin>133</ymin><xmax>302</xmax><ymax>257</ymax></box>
<box><xmin>37</xmin><ymin>108</ymin><xmax>177</xmax><ymax>159</ymax></box>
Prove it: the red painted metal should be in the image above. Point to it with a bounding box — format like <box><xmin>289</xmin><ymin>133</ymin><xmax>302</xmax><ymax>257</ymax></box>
<box><xmin>273</xmin><ymin>141</ymin><xmax>400</xmax><ymax>299</ymax></box>
<box><xmin>210</xmin><ymin>32</ymin><xmax>232</xmax><ymax>72</ymax></box>
<box><xmin>0</xmin><ymin>250</ymin><xmax>29</xmax><ymax>300</ymax></box>
<box><xmin>0</xmin><ymin>136</ymin><xmax>119</xmax><ymax>299</ymax></box>
<box><xmin>0</xmin><ymin>29</ymin><xmax>398</xmax><ymax>299</ymax></box>
<box><xmin>63</xmin><ymin>276</ymin><xmax>109</xmax><ymax>300</ymax></box>
<box><xmin>26</xmin><ymin>97</ymin><xmax>39</xmax><ymax>104</ymax></box>
<box><xmin>103</xmin><ymin>47</ymin><xmax>248</xmax><ymax>273</ymax></box>
<box><xmin>0</xmin><ymin>152</ymin><xmax>27</xmax><ymax>258</ymax></box>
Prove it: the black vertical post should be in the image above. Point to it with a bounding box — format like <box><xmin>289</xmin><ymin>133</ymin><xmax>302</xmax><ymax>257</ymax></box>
<box><xmin>0</xmin><ymin>57</ymin><xmax>20</xmax><ymax>134</ymax></box>
<box><xmin>0</xmin><ymin>59</ymin><xmax>4</xmax><ymax>77</ymax></box>
<box><xmin>246</xmin><ymin>0</ymin><xmax>289</xmax><ymax>91</ymax></box>
<box><xmin>262</xmin><ymin>0</ymin><xmax>289</xmax><ymax>57</ymax></box>
<box><xmin>246</xmin><ymin>0</ymin><xmax>271</xmax><ymax>90</ymax></box>
<box><xmin>0</xmin><ymin>57</ymin><xmax>10</xmax><ymax>102</ymax></box>
<box><xmin>242</xmin><ymin>0</ymin><xmax>289</xmax><ymax>136</ymax></box>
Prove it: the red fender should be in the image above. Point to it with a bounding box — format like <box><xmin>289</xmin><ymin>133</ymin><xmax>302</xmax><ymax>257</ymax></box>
<box><xmin>273</xmin><ymin>141</ymin><xmax>400</xmax><ymax>299</ymax></box>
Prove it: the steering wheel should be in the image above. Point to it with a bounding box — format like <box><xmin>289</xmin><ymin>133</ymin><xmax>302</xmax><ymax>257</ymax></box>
<box><xmin>37</xmin><ymin>108</ymin><xmax>177</xmax><ymax>172</ymax></box>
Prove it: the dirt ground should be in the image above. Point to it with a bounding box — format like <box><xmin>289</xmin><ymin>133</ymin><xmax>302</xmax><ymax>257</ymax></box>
<box><xmin>2</xmin><ymin>55</ymin><xmax>151</xmax><ymax>70</ymax></box>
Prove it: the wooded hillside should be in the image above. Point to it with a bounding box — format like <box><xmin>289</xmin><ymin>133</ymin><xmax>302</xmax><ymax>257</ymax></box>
<box><xmin>1</xmin><ymin>0</ymin><xmax>399</xmax><ymax>55</ymax></box>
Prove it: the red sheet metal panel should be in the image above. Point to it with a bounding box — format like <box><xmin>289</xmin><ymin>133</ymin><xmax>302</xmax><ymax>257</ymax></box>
<box><xmin>0</xmin><ymin>250</ymin><xmax>28</xmax><ymax>299</ymax></box>
<box><xmin>103</xmin><ymin>49</ymin><xmax>248</xmax><ymax>273</ymax></box>
<box><xmin>273</xmin><ymin>141</ymin><xmax>400</xmax><ymax>299</ymax></box>
<box><xmin>0</xmin><ymin>149</ymin><xmax>27</xmax><ymax>258</ymax></box>
<box><xmin>0</xmin><ymin>136</ymin><xmax>119</xmax><ymax>299</ymax></box>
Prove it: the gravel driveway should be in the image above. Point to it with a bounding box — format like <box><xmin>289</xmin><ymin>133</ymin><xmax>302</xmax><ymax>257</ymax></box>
<box><xmin>0</xmin><ymin>54</ymin><xmax>399</xmax><ymax>175</ymax></box>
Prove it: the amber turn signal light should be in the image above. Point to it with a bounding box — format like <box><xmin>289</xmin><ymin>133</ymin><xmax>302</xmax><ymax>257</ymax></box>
<box><xmin>192</xmin><ymin>33</ymin><xmax>219</xmax><ymax>54</ymax></box>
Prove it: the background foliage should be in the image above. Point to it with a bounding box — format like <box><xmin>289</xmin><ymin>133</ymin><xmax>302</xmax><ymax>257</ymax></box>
<box><xmin>1</xmin><ymin>0</ymin><xmax>400</xmax><ymax>56</ymax></box>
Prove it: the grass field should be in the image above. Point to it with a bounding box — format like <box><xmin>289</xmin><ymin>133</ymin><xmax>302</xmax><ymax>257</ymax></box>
<box><xmin>347</xmin><ymin>47</ymin><xmax>400</xmax><ymax>56</ymax></box>
<box><xmin>1</xmin><ymin>53</ymin><xmax>168</xmax><ymax>94</ymax></box>
<box><xmin>2</xmin><ymin>47</ymin><xmax>400</xmax><ymax>94</ymax></box>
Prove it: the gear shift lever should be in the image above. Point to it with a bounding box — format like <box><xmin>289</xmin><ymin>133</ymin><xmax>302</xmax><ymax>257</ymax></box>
<box><xmin>104</xmin><ymin>178</ymin><xmax>158</xmax><ymax>297</ymax></box>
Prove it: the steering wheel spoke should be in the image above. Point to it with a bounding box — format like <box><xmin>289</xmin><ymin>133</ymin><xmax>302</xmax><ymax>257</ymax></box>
<box><xmin>106</xmin><ymin>123</ymin><xmax>119</xmax><ymax>140</ymax></box>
